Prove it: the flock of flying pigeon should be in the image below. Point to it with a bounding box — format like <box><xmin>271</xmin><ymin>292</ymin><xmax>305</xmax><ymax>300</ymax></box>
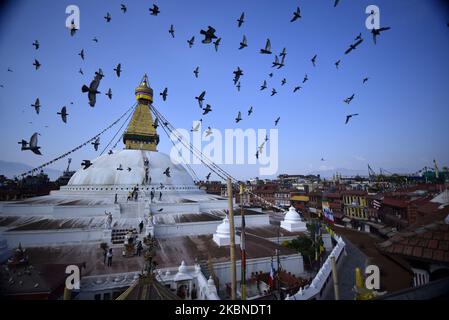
<box><xmin>7</xmin><ymin>2</ymin><xmax>394</xmax><ymax>170</ymax></box>
<box><xmin>9</xmin><ymin>1</ymin><xmax>445</xmax><ymax>179</ymax></box>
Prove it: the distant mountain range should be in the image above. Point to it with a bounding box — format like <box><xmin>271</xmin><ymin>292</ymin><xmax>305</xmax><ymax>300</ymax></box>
<box><xmin>0</xmin><ymin>160</ymin><xmax>62</xmax><ymax>180</ymax></box>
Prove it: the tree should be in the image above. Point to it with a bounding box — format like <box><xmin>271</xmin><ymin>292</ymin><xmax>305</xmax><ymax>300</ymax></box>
<box><xmin>283</xmin><ymin>236</ymin><xmax>315</xmax><ymax>269</ymax></box>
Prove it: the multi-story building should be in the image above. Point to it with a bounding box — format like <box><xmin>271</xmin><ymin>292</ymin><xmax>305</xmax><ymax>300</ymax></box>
<box><xmin>322</xmin><ymin>192</ymin><xmax>344</xmax><ymax>223</ymax></box>
<box><xmin>290</xmin><ymin>193</ymin><xmax>309</xmax><ymax>212</ymax></box>
<box><xmin>274</xmin><ymin>189</ymin><xmax>294</xmax><ymax>208</ymax></box>
<box><xmin>308</xmin><ymin>190</ymin><xmax>323</xmax><ymax>217</ymax></box>
<box><xmin>342</xmin><ymin>190</ymin><xmax>368</xmax><ymax>220</ymax></box>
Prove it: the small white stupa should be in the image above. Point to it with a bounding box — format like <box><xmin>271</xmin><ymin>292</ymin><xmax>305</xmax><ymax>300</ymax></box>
<box><xmin>213</xmin><ymin>215</ymin><xmax>240</xmax><ymax>247</ymax></box>
<box><xmin>280</xmin><ymin>206</ymin><xmax>307</xmax><ymax>232</ymax></box>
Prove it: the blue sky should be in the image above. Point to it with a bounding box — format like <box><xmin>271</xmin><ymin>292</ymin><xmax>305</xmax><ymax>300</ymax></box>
<box><xmin>0</xmin><ymin>0</ymin><xmax>448</xmax><ymax>180</ymax></box>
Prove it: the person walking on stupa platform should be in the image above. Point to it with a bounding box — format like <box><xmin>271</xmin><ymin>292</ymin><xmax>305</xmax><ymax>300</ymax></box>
<box><xmin>136</xmin><ymin>241</ymin><xmax>143</xmax><ymax>256</ymax></box>
<box><xmin>159</xmin><ymin>191</ymin><xmax>162</xmax><ymax>201</ymax></box>
<box><xmin>139</xmin><ymin>220</ymin><xmax>144</xmax><ymax>233</ymax></box>
<box><xmin>107</xmin><ymin>248</ymin><xmax>113</xmax><ymax>267</ymax></box>
<box><xmin>114</xmin><ymin>193</ymin><xmax>118</xmax><ymax>204</ymax></box>
<box><xmin>150</xmin><ymin>190</ymin><xmax>155</xmax><ymax>201</ymax></box>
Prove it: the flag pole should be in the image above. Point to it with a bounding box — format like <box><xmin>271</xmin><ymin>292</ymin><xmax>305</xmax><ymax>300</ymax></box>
<box><xmin>331</xmin><ymin>256</ymin><xmax>340</xmax><ymax>300</ymax></box>
<box><xmin>227</xmin><ymin>178</ymin><xmax>237</xmax><ymax>300</ymax></box>
<box><xmin>240</xmin><ymin>184</ymin><xmax>246</xmax><ymax>300</ymax></box>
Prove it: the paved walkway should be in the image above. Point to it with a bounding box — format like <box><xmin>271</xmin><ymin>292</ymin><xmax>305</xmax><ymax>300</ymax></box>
<box><xmin>322</xmin><ymin>238</ymin><xmax>366</xmax><ymax>300</ymax></box>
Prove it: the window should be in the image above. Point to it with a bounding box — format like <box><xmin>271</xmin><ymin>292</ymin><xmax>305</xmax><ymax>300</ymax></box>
<box><xmin>103</xmin><ymin>292</ymin><xmax>111</xmax><ymax>300</ymax></box>
<box><xmin>94</xmin><ymin>294</ymin><xmax>101</xmax><ymax>300</ymax></box>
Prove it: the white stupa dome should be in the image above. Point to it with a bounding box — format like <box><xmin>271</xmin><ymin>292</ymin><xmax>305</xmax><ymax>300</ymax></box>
<box><xmin>68</xmin><ymin>150</ymin><xmax>195</xmax><ymax>186</ymax></box>
<box><xmin>284</xmin><ymin>206</ymin><xmax>302</xmax><ymax>223</ymax></box>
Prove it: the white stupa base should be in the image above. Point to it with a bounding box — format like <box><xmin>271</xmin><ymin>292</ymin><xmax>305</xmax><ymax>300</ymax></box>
<box><xmin>213</xmin><ymin>234</ymin><xmax>240</xmax><ymax>247</ymax></box>
<box><xmin>280</xmin><ymin>220</ymin><xmax>307</xmax><ymax>232</ymax></box>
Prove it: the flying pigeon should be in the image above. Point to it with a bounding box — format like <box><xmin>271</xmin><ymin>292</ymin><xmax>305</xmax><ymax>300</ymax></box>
<box><xmin>293</xmin><ymin>86</ymin><xmax>302</xmax><ymax>93</ymax></box>
<box><xmin>343</xmin><ymin>94</ymin><xmax>355</xmax><ymax>104</ymax></box>
<box><xmin>92</xmin><ymin>37</ymin><xmax>99</xmax><ymax>43</ymax></box>
<box><xmin>268</xmin><ymin>73</ymin><xmax>273</xmax><ymax>78</ymax></box>
<box><xmin>188</xmin><ymin>36</ymin><xmax>195</xmax><ymax>48</ymax></box>
<box><xmin>114</xmin><ymin>63</ymin><xmax>122</xmax><ymax>77</ymax></box>
<box><xmin>81</xmin><ymin>160</ymin><xmax>92</xmax><ymax>169</ymax></box>
<box><xmin>236</xmin><ymin>81</ymin><xmax>241</xmax><ymax>91</ymax></box>
<box><xmin>70</xmin><ymin>20</ymin><xmax>78</xmax><ymax>36</ymax></box>
<box><xmin>121</xmin><ymin>4</ymin><xmax>127</xmax><ymax>13</ymax></box>
<box><xmin>281</xmin><ymin>78</ymin><xmax>286</xmax><ymax>86</ymax></box>
<box><xmin>79</xmin><ymin>68</ymin><xmax>84</xmax><ymax>75</ymax></box>
<box><xmin>235</xmin><ymin>111</ymin><xmax>242</xmax><ymax>123</ymax></box>
<box><xmin>280</xmin><ymin>48</ymin><xmax>287</xmax><ymax>58</ymax></box>
<box><xmin>311</xmin><ymin>55</ymin><xmax>317</xmax><ymax>67</ymax></box>
<box><xmin>19</xmin><ymin>132</ymin><xmax>41</xmax><ymax>155</ymax></box>
<box><xmin>163</xmin><ymin>167</ymin><xmax>171</xmax><ymax>177</ymax></box>
<box><xmin>260</xmin><ymin>80</ymin><xmax>267</xmax><ymax>91</ymax></box>
<box><xmin>117</xmin><ymin>164</ymin><xmax>124</xmax><ymax>171</ymax></box>
<box><xmin>237</xmin><ymin>12</ymin><xmax>245</xmax><ymax>27</ymax></box>
<box><xmin>334</xmin><ymin>0</ymin><xmax>340</xmax><ymax>7</ymax></box>
<box><xmin>31</xmin><ymin>98</ymin><xmax>41</xmax><ymax>114</ymax></box>
<box><xmin>202</xmin><ymin>104</ymin><xmax>212</xmax><ymax>115</ymax></box>
<box><xmin>206</xmin><ymin>173</ymin><xmax>211</xmax><ymax>180</ymax></box>
<box><xmin>275</xmin><ymin>117</ymin><xmax>280</xmax><ymax>126</ymax></box>
<box><xmin>81</xmin><ymin>71</ymin><xmax>102</xmax><ymax>107</ymax></box>
<box><xmin>33</xmin><ymin>59</ymin><xmax>41</xmax><ymax>70</ymax></box>
<box><xmin>160</xmin><ymin>87</ymin><xmax>168</xmax><ymax>101</ymax></box>
<box><xmin>239</xmin><ymin>35</ymin><xmax>248</xmax><ymax>49</ymax></box>
<box><xmin>200</xmin><ymin>26</ymin><xmax>218</xmax><ymax>44</ymax></box>
<box><xmin>335</xmin><ymin>60</ymin><xmax>341</xmax><ymax>69</ymax></box>
<box><xmin>255</xmin><ymin>150</ymin><xmax>259</xmax><ymax>159</ymax></box>
<box><xmin>57</xmin><ymin>106</ymin><xmax>68</xmax><ymax>123</ymax></box>
<box><xmin>272</xmin><ymin>55</ymin><xmax>281</xmax><ymax>68</ymax></box>
<box><xmin>303</xmin><ymin>74</ymin><xmax>308</xmax><ymax>83</ymax></box>
<box><xmin>79</xmin><ymin>49</ymin><xmax>85</xmax><ymax>60</ymax></box>
<box><xmin>291</xmin><ymin>7</ymin><xmax>302</xmax><ymax>22</ymax></box>
<box><xmin>7</xmin><ymin>68</ymin><xmax>13</xmax><ymax>72</ymax></box>
<box><xmin>271</xmin><ymin>88</ymin><xmax>277</xmax><ymax>96</ymax></box>
<box><xmin>248</xmin><ymin>106</ymin><xmax>253</xmax><ymax>116</ymax></box>
<box><xmin>355</xmin><ymin>33</ymin><xmax>362</xmax><ymax>41</ymax></box>
<box><xmin>205</xmin><ymin>127</ymin><xmax>213</xmax><ymax>137</ymax></box>
<box><xmin>345</xmin><ymin>114</ymin><xmax>359</xmax><ymax>124</ymax></box>
<box><xmin>32</xmin><ymin>40</ymin><xmax>39</xmax><ymax>50</ymax></box>
<box><xmin>158</xmin><ymin>208</ymin><xmax>164</xmax><ymax>212</ymax></box>
<box><xmin>233</xmin><ymin>67</ymin><xmax>243</xmax><ymax>85</ymax></box>
<box><xmin>195</xmin><ymin>91</ymin><xmax>206</xmax><ymax>108</ymax></box>
<box><xmin>169</xmin><ymin>24</ymin><xmax>175</xmax><ymax>38</ymax></box>
<box><xmin>106</xmin><ymin>88</ymin><xmax>112</xmax><ymax>100</ymax></box>
<box><xmin>149</xmin><ymin>4</ymin><xmax>160</xmax><ymax>16</ymax></box>
<box><xmin>104</xmin><ymin>12</ymin><xmax>111</xmax><ymax>22</ymax></box>
<box><xmin>153</xmin><ymin>117</ymin><xmax>159</xmax><ymax>129</ymax></box>
<box><xmin>345</xmin><ymin>38</ymin><xmax>363</xmax><ymax>54</ymax></box>
<box><xmin>372</xmin><ymin>27</ymin><xmax>391</xmax><ymax>44</ymax></box>
<box><xmin>363</xmin><ymin>77</ymin><xmax>369</xmax><ymax>84</ymax></box>
<box><xmin>260</xmin><ymin>38</ymin><xmax>272</xmax><ymax>54</ymax></box>
<box><xmin>213</xmin><ymin>38</ymin><xmax>221</xmax><ymax>51</ymax></box>
<box><xmin>191</xmin><ymin>120</ymin><xmax>202</xmax><ymax>132</ymax></box>
<box><xmin>193</xmin><ymin>66</ymin><xmax>199</xmax><ymax>78</ymax></box>
<box><xmin>92</xmin><ymin>137</ymin><xmax>100</xmax><ymax>151</ymax></box>
<box><xmin>277</xmin><ymin>55</ymin><xmax>286</xmax><ymax>69</ymax></box>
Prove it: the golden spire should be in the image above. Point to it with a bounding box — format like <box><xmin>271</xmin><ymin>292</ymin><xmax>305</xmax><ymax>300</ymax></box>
<box><xmin>123</xmin><ymin>75</ymin><xmax>159</xmax><ymax>151</ymax></box>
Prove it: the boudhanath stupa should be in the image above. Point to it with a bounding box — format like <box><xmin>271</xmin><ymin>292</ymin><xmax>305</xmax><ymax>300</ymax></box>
<box><xmin>0</xmin><ymin>76</ymin><xmax>306</xmax><ymax>300</ymax></box>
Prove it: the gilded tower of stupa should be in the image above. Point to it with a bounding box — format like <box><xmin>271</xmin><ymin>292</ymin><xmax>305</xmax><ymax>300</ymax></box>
<box><xmin>123</xmin><ymin>74</ymin><xmax>160</xmax><ymax>151</ymax></box>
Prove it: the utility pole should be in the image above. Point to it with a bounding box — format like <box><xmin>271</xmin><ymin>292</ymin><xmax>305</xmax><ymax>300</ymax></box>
<box><xmin>240</xmin><ymin>184</ymin><xmax>246</xmax><ymax>300</ymax></box>
<box><xmin>227</xmin><ymin>178</ymin><xmax>237</xmax><ymax>300</ymax></box>
<box><xmin>331</xmin><ymin>256</ymin><xmax>340</xmax><ymax>300</ymax></box>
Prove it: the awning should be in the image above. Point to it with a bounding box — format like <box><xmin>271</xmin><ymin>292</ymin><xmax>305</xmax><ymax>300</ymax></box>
<box><xmin>290</xmin><ymin>195</ymin><xmax>309</xmax><ymax>202</ymax></box>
